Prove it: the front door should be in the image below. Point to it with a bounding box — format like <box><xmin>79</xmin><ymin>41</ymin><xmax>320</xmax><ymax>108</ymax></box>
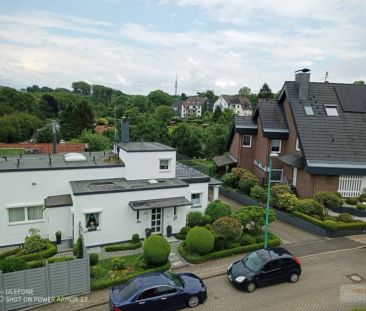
<box><xmin>151</xmin><ymin>208</ymin><xmax>162</xmax><ymax>234</ymax></box>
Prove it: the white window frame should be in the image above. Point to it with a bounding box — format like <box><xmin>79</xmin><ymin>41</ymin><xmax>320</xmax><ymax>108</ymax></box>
<box><xmin>7</xmin><ymin>203</ymin><xmax>44</xmax><ymax>225</ymax></box>
<box><xmin>242</xmin><ymin>135</ymin><xmax>252</xmax><ymax>148</ymax></box>
<box><xmin>83</xmin><ymin>209</ymin><xmax>102</xmax><ymax>232</ymax></box>
<box><xmin>270</xmin><ymin>169</ymin><xmax>283</xmax><ymax>183</ymax></box>
<box><xmin>271</xmin><ymin>140</ymin><xmax>282</xmax><ymax>153</ymax></box>
<box><xmin>191</xmin><ymin>191</ymin><xmax>203</xmax><ymax>207</ymax></box>
<box><xmin>295</xmin><ymin>138</ymin><xmax>300</xmax><ymax>151</ymax></box>
<box><xmin>159</xmin><ymin>157</ymin><xmax>171</xmax><ymax>172</ymax></box>
<box><xmin>325</xmin><ymin>105</ymin><xmax>339</xmax><ymax>116</ymax></box>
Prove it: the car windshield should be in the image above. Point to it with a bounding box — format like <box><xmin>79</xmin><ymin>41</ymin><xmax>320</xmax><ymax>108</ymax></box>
<box><xmin>241</xmin><ymin>252</ymin><xmax>266</xmax><ymax>272</ymax></box>
<box><xmin>118</xmin><ymin>280</ymin><xmax>138</xmax><ymax>301</ymax></box>
<box><xmin>164</xmin><ymin>272</ymin><xmax>184</xmax><ymax>287</ymax></box>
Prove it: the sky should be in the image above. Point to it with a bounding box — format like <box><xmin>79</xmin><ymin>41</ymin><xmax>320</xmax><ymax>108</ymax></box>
<box><xmin>0</xmin><ymin>0</ymin><xmax>365</xmax><ymax>95</ymax></box>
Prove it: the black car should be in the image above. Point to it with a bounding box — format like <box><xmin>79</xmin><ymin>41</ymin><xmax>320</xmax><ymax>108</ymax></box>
<box><xmin>227</xmin><ymin>247</ymin><xmax>301</xmax><ymax>292</ymax></box>
<box><xmin>109</xmin><ymin>271</ymin><xmax>207</xmax><ymax>311</ymax></box>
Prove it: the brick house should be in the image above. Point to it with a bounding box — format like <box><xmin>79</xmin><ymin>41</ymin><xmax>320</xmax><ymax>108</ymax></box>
<box><xmin>227</xmin><ymin>69</ymin><xmax>366</xmax><ymax>199</ymax></box>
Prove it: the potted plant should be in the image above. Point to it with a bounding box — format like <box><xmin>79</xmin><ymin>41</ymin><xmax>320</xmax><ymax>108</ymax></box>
<box><xmin>166</xmin><ymin>225</ymin><xmax>172</xmax><ymax>238</ymax></box>
<box><xmin>145</xmin><ymin>228</ymin><xmax>151</xmax><ymax>239</ymax></box>
<box><xmin>55</xmin><ymin>231</ymin><xmax>62</xmax><ymax>244</ymax></box>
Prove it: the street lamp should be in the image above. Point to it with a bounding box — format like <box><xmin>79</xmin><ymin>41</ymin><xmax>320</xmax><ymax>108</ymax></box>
<box><xmin>264</xmin><ymin>153</ymin><xmax>279</xmax><ymax>248</ymax></box>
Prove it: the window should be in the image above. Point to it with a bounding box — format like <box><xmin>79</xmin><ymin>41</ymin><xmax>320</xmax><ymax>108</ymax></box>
<box><xmin>137</xmin><ymin>288</ymin><xmax>157</xmax><ymax>301</ymax></box>
<box><xmin>295</xmin><ymin>138</ymin><xmax>300</xmax><ymax>151</ymax></box>
<box><xmin>270</xmin><ymin>169</ymin><xmax>283</xmax><ymax>182</ymax></box>
<box><xmin>191</xmin><ymin>193</ymin><xmax>202</xmax><ymax>206</ymax></box>
<box><xmin>156</xmin><ymin>286</ymin><xmax>178</xmax><ymax>296</ymax></box>
<box><xmin>159</xmin><ymin>159</ymin><xmax>170</xmax><ymax>171</ymax></box>
<box><xmin>85</xmin><ymin>213</ymin><xmax>100</xmax><ymax>231</ymax></box>
<box><xmin>242</xmin><ymin>135</ymin><xmax>252</xmax><ymax>147</ymax></box>
<box><xmin>304</xmin><ymin>106</ymin><xmax>314</xmax><ymax>115</ymax></box>
<box><xmin>271</xmin><ymin>140</ymin><xmax>281</xmax><ymax>153</ymax></box>
<box><xmin>8</xmin><ymin>205</ymin><xmax>43</xmax><ymax>223</ymax></box>
<box><xmin>262</xmin><ymin>260</ymin><xmax>281</xmax><ymax>272</ymax></box>
<box><xmin>325</xmin><ymin>105</ymin><xmax>339</xmax><ymax>116</ymax></box>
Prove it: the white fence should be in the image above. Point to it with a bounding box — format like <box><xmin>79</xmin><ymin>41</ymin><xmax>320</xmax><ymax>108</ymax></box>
<box><xmin>338</xmin><ymin>175</ymin><xmax>362</xmax><ymax>197</ymax></box>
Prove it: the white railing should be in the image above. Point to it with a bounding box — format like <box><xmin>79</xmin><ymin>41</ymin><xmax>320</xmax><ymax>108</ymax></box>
<box><xmin>338</xmin><ymin>175</ymin><xmax>362</xmax><ymax>197</ymax></box>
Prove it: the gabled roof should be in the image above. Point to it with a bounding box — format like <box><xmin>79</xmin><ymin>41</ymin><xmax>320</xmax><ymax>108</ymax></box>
<box><xmin>282</xmin><ymin>81</ymin><xmax>366</xmax><ymax>174</ymax></box>
<box><xmin>182</xmin><ymin>97</ymin><xmax>206</xmax><ymax>107</ymax></box>
<box><xmin>222</xmin><ymin>95</ymin><xmax>251</xmax><ymax>110</ymax></box>
<box><xmin>226</xmin><ymin>115</ymin><xmax>257</xmax><ymax>148</ymax></box>
<box><xmin>212</xmin><ymin>153</ymin><xmax>238</xmax><ymax>167</ymax></box>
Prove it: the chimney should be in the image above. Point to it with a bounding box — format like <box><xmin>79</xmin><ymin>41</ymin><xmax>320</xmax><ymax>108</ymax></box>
<box><xmin>121</xmin><ymin>117</ymin><xmax>129</xmax><ymax>144</ymax></box>
<box><xmin>295</xmin><ymin>69</ymin><xmax>311</xmax><ymax>100</ymax></box>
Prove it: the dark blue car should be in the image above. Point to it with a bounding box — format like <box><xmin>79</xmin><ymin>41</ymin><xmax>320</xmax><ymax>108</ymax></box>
<box><xmin>109</xmin><ymin>271</ymin><xmax>207</xmax><ymax>311</ymax></box>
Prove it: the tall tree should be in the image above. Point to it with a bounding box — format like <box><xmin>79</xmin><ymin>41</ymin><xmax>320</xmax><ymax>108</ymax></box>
<box><xmin>126</xmin><ymin>95</ymin><xmax>148</xmax><ymax>113</ymax></box>
<box><xmin>238</xmin><ymin>86</ymin><xmax>251</xmax><ymax>96</ymax></box>
<box><xmin>204</xmin><ymin>124</ymin><xmax>229</xmax><ymax>158</ymax></box>
<box><xmin>170</xmin><ymin>123</ymin><xmax>203</xmax><ymax>158</ymax></box>
<box><xmin>212</xmin><ymin>106</ymin><xmax>222</xmax><ymax>122</ymax></box>
<box><xmin>353</xmin><ymin>80</ymin><xmax>365</xmax><ymax>85</ymax></box>
<box><xmin>91</xmin><ymin>85</ymin><xmax>113</xmax><ymax>104</ymax></box>
<box><xmin>258</xmin><ymin>83</ymin><xmax>274</xmax><ymax>99</ymax></box>
<box><xmin>39</xmin><ymin>94</ymin><xmax>59</xmax><ymax>118</ymax></box>
<box><xmin>155</xmin><ymin>105</ymin><xmax>175</xmax><ymax>123</ymax></box>
<box><xmin>72</xmin><ymin>81</ymin><xmax>91</xmax><ymax>96</ymax></box>
<box><xmin>147</xmin><ymin>90</ymin><xmax>173</xmax><ymax>109</ymax></box>
<box><xmin>0</xmin><ymin>87</ymin><xmax>39</xmax><ymax>115</ymax></box>
<box><xmin>130</xmin><ymin>114</ymin><xmax>169</xmax><ymax>143</ymax></box>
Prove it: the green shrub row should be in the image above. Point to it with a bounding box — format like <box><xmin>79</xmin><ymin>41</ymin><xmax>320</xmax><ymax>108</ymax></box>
<box><xmin>91</xmin><ymin>261</ymin><xmax>171</xmax><ymax>291</ymax></box>
<box><xmin>27</xmin><ymin>256</ymin><xmax>74</xmax><ymax>269</ymax></box>
<box><xmin>0</xmin><ymin>248</ymin><xmax>21</xmax><ymax>260</ymax></box>
<box><xmin>16</xmin><ymin>240</ymin><xmax>57</xmax><ymax>262</ymax></box>
<box><xmin>179</xmin><ymin>239</ymin><xmax>281</xmax><ymax>264</ymax></box>
<box><xmin>104</xmin><ymin>242</ymin><xmax>142</xmax><ymax>252</ymax></box>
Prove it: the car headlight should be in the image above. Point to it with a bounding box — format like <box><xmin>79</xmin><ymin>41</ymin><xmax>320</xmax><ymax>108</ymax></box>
<box><xmin>235</xmin><ymin>276</ymin><xmax>246</xmax><ymax>283</ymax></box>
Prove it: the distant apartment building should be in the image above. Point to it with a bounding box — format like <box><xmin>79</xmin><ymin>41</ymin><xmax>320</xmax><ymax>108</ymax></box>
<box><xmin>213</xmin><ymin>95</ymin><xmax>252</xmax><ymax>116</ymax></box>
<box><xmin>171</xmin><ymin>97</ymin><xmax>207</xmax><ymax>118</ymax></box>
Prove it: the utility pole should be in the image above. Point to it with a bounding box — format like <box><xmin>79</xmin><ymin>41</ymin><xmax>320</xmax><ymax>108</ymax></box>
<box><xmin>175</xmin><ymin>73</ymin><xmax>178</xmax><ymax>96</ymax></box>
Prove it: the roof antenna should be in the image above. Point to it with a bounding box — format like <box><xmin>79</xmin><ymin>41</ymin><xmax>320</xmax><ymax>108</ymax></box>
<box><xmin>294</xmin><ymin>68</ymin><xmax>311</xmax><ymax>73</ymax></box>
<box><xmin>324</xmin><ymin>71</ymin><xmax>329</xmax><ymax>83</ymax></box>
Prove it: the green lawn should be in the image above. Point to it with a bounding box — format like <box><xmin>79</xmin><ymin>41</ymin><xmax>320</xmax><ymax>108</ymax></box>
<box><xmin>0</xmin><ymin>148</ymin><xmax>24</xmax><ymax>156</ymax></box>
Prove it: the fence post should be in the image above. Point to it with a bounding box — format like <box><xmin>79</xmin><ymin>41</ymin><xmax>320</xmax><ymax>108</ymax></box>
<box><xmin>0</xmin><ymin>271</ymin><xmax>6</xmax><ymax>311</ymax></box>
<box><xmin>45</xmin><ymin>262</ymin><xmax>51</xmax><ymax>299</ymax></box>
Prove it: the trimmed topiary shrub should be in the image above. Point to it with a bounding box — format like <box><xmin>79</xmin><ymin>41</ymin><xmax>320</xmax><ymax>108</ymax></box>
<box><xmin>221</xmin><ymin>172</ymin><xmax>238</xmax><ymax>188</ymax></box>
<box><xmin>205</xmin><ymin>200</ymin><xmax>231</xmax><ymax>222</ymax></box>
<box><xmin>205</xmin><ymin>224</ymin><xmax>212</xmax><ymax>231</ymax></box>
<box><xmin>132</xmin><ymin>234</ymin><xmax>140</xmax><ymax>244</ymax></box>
<box><xmin>274</xmin><ymin>193</ymin><xmax>299</xmax><ymax>213</ymax></box>
<box><xmin>345</xmin><ymin>197</ymin><xmax>358</xmax><ymax>205</ymax></box>
<box><xmin>89</xmin><ymin>253</ymin><xmax>99</xmax><ymax>266</ymax></box>
<box><xmin>323</xmin><ymin>220</ymin><xmax>338</xmax><ymax>231</ymax></box>
<box><xmin>250</xmin><ymin>185</ymin><xmax>267</xmax><ymax>202</ymax></box>
<box><xmin>238</xmin><ymin>179</ymin><xmax>258</xmax><ymax>195</ymax></box>
<box><xmin>338</xmin><ymin>213</ymin><xmax>353</xmax><ymax>223</ymax></box>
<box><xmin>110</xmin><ymin>257</ymin><xmax>126</xmax><ymax>270</ymax></box>
<box><xmin>233</xmin><ymin>206</ymin><xmax>276</xmax><ymax>233</ymax></box>
<box><xmin>105</xmin><ymin>242</ymin><xmax>142</xmax><ymax>252</ymax></box>
<box><xmin>314</xmin><ymin>191</ymin><xmax>343</xmax><ymax>209</ymax></box>
<box><xmin>185</xmin><ymin>226</ymin><xmax>214</xmax><ymax>255</ymax></box>
<box><xmin>16</xmin><ymin>240</ymin><xmax>57</xmax><ymax>261</ymax></box>
<box><xmin>202</xmin><ymin>214</ymin><xmax>212</xmax><ymax>225</ymax></box>
<box><xmin>73</xmin><ymin>236</ymin><xmax>84</xmax><ymax>259</ymax></box>
<box><xmin>143</xmin><ymin>235</ymin><xmax>171</xmax><ymax>265</ymax></box>
<box><xmin>356</xmin><ymin>202</ymin><xmax>366</xmax><ymax>210</ymax></box>
<box><xmin>0</xmin><ymin>257</ymin><xmax>27</xmax><ymax>273</ymax></box>
<box><xmin>212</xmin><ymin>217</ymin><xmax>242</xmax><ymax>242</ymax></box>
<box><xmin>187</xmin><ymin>211</ymin><xmax>203</xmax><ymax>227</ymax></box>
<box><xmin>0</xmin><ymin>248</ymin><xmax>21</xmax><ymax>260</ymax></box>
<box><xmin>271</xmin><ymin>184</ymin><xmax>293</xmax><ymax>198</ymax></box>
<box><xmin>295</xmin><ymin>199</ymin><xmax>324</xmax><ymax>216</ymax></box>
<box><xmin>358</xmin><ymin>192</ymin><xmax>366</xmax><ymax>203</ymax></box>
<box><xmin>23</xmin><ymin>228</ymin><xmax>47</xmax><ymax>254</ymax></box>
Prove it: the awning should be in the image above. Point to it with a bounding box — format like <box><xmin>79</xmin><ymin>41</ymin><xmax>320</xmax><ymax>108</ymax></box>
<box><xmin>213</xmin><ymin>153</ymin><xmax>238</xmax><ymax>167</ymax></box>
<box><xmin>209</xmin><ymin>177</ymin><xmax>223</xmax><ymax>186</ymax></box>
<box><xmin>129</xmin><ymin>196</ymin><xmax>193</xmax><ymax>211</ymax></box>
<box><xmin>45</xmin><ymin>194</ymin><xmax>73</xmax><ymax>208</ymax></box>
<box><xmin>278</xmin><ymin>154</ymin><xmax>305</xmax><ymax>168</ymax></box>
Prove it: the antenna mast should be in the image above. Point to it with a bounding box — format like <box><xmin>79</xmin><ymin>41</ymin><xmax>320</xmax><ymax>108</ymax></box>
<box><xmin>175</xmin><ymin>73</ymin><xmax>178</xmax><ymax>96</ymax></box>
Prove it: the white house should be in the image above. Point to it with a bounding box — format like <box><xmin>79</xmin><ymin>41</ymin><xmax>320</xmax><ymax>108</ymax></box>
<box><xmin>213</xmin><ymin>95</ymin><xmax>252</xmax><ymax>116</ymax></box>
<box><xmin>0</xmin><ymin>128</ymin><xmax>221</xmax><ymax>248</ymax></box>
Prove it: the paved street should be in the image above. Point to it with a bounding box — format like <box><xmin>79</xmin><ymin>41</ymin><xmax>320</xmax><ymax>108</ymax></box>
<box><xmin>87</xmin><ymin>248</ymin><xmax>366</xmax><ymax>311</ymax></box>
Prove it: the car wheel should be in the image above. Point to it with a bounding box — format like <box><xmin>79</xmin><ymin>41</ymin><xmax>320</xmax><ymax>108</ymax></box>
<box><xmin>245</xmin><ymin>282</ymin><xmax>256</xmax><ymax>293</ymax></box>
<box><xmin>289</xmin><ymin>273</ymin><xmax>299</xmax><ymax>283</ymax></box>
<box><xmin>187</xmin><ymin>295</ymin><xmax>200</xmax><ymax>308</ymax></box>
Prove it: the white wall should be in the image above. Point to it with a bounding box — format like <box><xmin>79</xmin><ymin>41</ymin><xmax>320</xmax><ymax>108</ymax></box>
<box><xmin>0</xmin><ymin>166</ymin><xmax>125</xmax><ymax>246</ymax></box>
<box><xmin>213</xmin><ymin>97</ymin><xmax>228</xmax><ymax>112</ymax></box>
<box><xmin>186</xmin><ymin>182</ymin><xmax>209</xmax><ymax>214</ymax></box>
<box><xmin>119</xmin><ymin>149</ymin><xmax>176</xmax><ymax>180</ymax></box>
<box><xmin>46</xmin><ymin>206</ymin><xmax>73</xmax><ymax>242</ymax></box>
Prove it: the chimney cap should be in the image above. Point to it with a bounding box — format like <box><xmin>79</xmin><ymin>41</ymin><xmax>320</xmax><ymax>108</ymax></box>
<box><xmin>295</xmin><ymin>68</ymin><xmax>311</xmax><ymax>74</ymax></box>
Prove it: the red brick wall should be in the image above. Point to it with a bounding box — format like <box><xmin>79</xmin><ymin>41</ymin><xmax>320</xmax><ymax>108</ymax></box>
<box><xmin>0</xmin><ymin>143</ymin><xmax>86</xmax><ymax>154</ymax></box>
<box><xmin>229</xmin><ymin>133</ymin><xmax>240</xmax><ymax>161</ymax></box>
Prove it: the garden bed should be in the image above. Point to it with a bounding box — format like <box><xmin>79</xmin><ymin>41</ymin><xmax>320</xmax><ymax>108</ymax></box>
<box><xmin>90</xmin><ymin>254</ymin><xmax>171</xmax><ymax>290</ymax></box>
<box><xmin>327</xmin><ymin>205</ymin><xmax>366</xmax><ymax>218</ymax></box>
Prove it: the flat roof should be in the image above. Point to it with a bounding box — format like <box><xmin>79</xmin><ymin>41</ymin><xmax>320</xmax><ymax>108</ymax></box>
<box><xmin>70</xmin><ymin>177</ymin><xmax>188</xmax><ymax>195</ymax></box>
<box><xmin>45</xmin><ymin>194</ymin><xmax>73</xmax><ymax>208</ymax></box>
<box><xmin>0</xmin><ymin>151</ymin><xmax>124</xmax><ymax>172</ymax></box>
<box><xmin>129</xmin><ymin>196</ymin><xmax>192</xmax><ymax>210</ymax></box>
<box><xmin>118</xmin><ymin>142</ymin><xmax>175</xmax><ymax>152</ymax></box>
<box><xmin>176</xmin><ymin>162</ymin><xmax>211</xmax><ymax>183</ymax></box>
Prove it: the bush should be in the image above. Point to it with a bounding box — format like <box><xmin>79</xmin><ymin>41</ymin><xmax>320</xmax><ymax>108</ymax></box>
<box><xmin>314</xmin><ymin>191</ymin><xmax>343</xmax><ymax>209</ymax></box>
<box><xmin>323</xmin><ymin>215</ymin><xmax>338</xmax><ymax>221</ymax></box>
<box><xmin>73</xmin><ymin>236</ymin><xmax>84</xmax><ymax>259</ymax></box>
<box><xmin>338</xmin><ymin>213</ymin><xmax>353</xmax><ymax>223</ymax></box>
<box><xmin>27</xmin><ymin>257</ymin><xmax>74</xmax><ymax>269</ymax></box>
<box><xmin>89</xmin><ymin>253</ymin><xmax>99</xmax><ymax>266</ymax></box>
<box><xmin>239</xmin><ymin>233</ymin><xmax>256</xmax><ymax>246</ymax></box>
<box><xmin>187</xmin><ymin>211</ymin><xmax>203</xmax><ymax>227</ymax></box>
<box><xmin>232</xmin><ymin>206</ymin><xmax>276</xmax><ymax>232</ymax></box>
<box><xmin>0</xmin><ymin>248</ymin><xmax>21</xmax><ymax>260</ymax></box>
<box><xmin>295</xmin><ymin>199</ymin><xmax>324</xmax><ymax>216</ymax></box>
<box><xmin>0</xmin><ymin>257</ymin><xmax>27</xmax><ymax>273</ymax></box>
<box><xmin>104</xmin><ymin>242</ymin><xmax>142</xmax><ymax>252</ymax></box>
<box><xmin>185</xmin><ymin>227</ymin><xmax>214</xmax><ymax>255</ymax></box>
<box><xmin>205</xmin><ymin>224</ymin><xmax>212</xmax><ymax>231</ymax></box>
<box><xmin>273</xmin><ymin>193</ymin><xmax>298</xmax><ymax>213</ymax></box>
<box><xmin>135</xmin><ymin>255</ymin><xmax>149</xmax><ymax>269</ymax></box>
<box><xmin>17</xmin><ymin>240</ymin><xmax>57</xmax><ymax>261</ymax></box>
<box><xmin>110</xmin><ymin>257</ymin><xmax>126</xmax><ymax>270</ymax></box>
<box><xmin>90</xmin><ymin>265</ymin><xmax>104</xmax><ymax>279</ymax></box>
<box><xmin>132</xmin><ymin>234</ymin><xmax>140</xmax><ymax>244</ymax></box>
<box><xmin>238</xmin><ymin>179</ymin><xmax>258</xmax><ymax>195</ymax></box>
<box><xmin>250</xmin><ymin>185</ymin><xmax>267</xmax><ymax>202</ymax></box>
<box><xmin>358</xmin><ymin>192</ymin><xmax>366</xmax><ymax>202</ymax></box>
<box><xmin>175</xmin><ymin>226</ymin><xmax>191</xmax><ymax>240</ymax></box>
<box><xmin>323</xmin><ymin>220</ymin><xmax>338</xmax><ymax>231</ymax></box>
<box><xmin>356</xmin><ymin>202</ymin><xmax>366</xmax><ymax>210</ymax></box>
<box><xmin>221</xmin><ymin>172</ymin><xmax>238</xmax><ymax>188</ymax></box>
<box><xmin>143</xmin><ymin>235</ymin><xmax>171</xmax><ymax>265</ymax></box>
<box><xmin>212</xmin><ymin>217</ymin><xmax>242</xmax><ymax>242</ymax></box>
<box><xmin>205</xmin><ymin>200</ymin><xmax>231</xmax><ymax>222</ymax></box>
<box><xmin>345</xmin><ymin>197</ymin><xmax>358</xmax><ymax>205</ymax></box>
<box><xmin>23</xmin><ymin>228</ymin><xmax>47</xmax><ymax>254</ymax></box>
<box><xmin>271</xmin><ymin>184</ymin><xmax>292</xmax><ymax>198</ymax></box>
<box><xmin>202</xmin><ymin>214</ymin><xmax>212</xmax><ymax>225</ymax></box>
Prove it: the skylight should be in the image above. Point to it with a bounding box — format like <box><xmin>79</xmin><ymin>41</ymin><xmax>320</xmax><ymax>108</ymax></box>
<box><xmin>64</xmin><ymin>153</ymin><xmax>87</xmax><ymax>162</ymax></box>
<box><xmin>304</xmin><ymin>106</ymin><xmax>314</xmax><ymax>116</ymax></box>
<box><xmin>325</xmin><ymin>105</ymin><xmax>339</xmax><ymax>116</ymax></box>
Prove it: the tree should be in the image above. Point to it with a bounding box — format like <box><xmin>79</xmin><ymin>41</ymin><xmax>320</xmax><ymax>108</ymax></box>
<box><xmin>197</xmin><ymin>90</ymin><xmax>218</xmax><ymax>105</ymax></box>
<box><xmin>212</xmin><ymin>217</ymin><xmax>242</xmax><ymax>242</ymax></box>
<box><xmin>147</xmin><ymin>90</ymin><xmax>173</xmax><ymax>109</ymax></box>
<box><xmin>125</xmin><ymin>95</ymin><xmax>148</xmax><ymax>113</ymax></box>
<box><xmin>353</xmin><ymin>80</ymin><xmax>365</xmax><ymax>85</ymax></box>
<box><xmin>180</xmin><ymin>93</ymin><xmax>188</xmax><ymax>100</ymax></box>
<box><xmin>59</xmin><ymin>100</ymin><xmax>95</xmax><ymax>140</ymax></box>
<box><xmin>238</xmin><ymin>86</ymin><xmax>251</xmax><ymax>96</ymax></box>
<box><xmin>170</xmin><ymin>123</ymin><xmax>203</xmax><ymax>157</ymax></box>
<box><xmin>91</xmin><ymin>85</ymin><xmax>113</xmax><ymax>104</ymax></box>
<box><xmin>155</xmin><ymin>105</ymin><xmax>175</xmax><ymax>123</ymax></box>
<box><xmin>0</xmin><ymin>87</ymin><xmax>39</xmax><ymax>115</ymax></box>
<box><xmin>72</xmin><ymin>81</ymin><xmax>91</xmax><ymax>96</ymax></box>
<box><xmin>39</xmin><ymin>94</ymin><xmax>59</xmax><ymax>118</ymax></box>
<box><xmin>258</xmin><ymin>83</ymin><xmax>274</xmax><ymax>99</ymax></box>
<box><xmin>36</xmin><ymin>124</ymin><xmax>55</xmax><ymax>143</ymax></box>
<box><xmin>130</xmin><ymin>114</ymin><xmax>169</xmax><ymax>143</ymax></box>
<box><xmin>77</xmin><ymin>129</ymin><xmax>111</xmax><ymax>151</ymax></box>
<box><xmin>212</xmin><ymin>106</ymin><xmax>222</xmax><ymax>122</ymax></box>
<box><xmin>26</xmin><ymin>85</ymin><xmax>41</xmax><ymax>92</ymax></box>
<box><xmin>233</xmin><ymin>206</ymin><xmax>276</xmax><ymax>233</ymax></box>
<box><xmin>204</xmin><ymin>124</ymin><xmax>229</xmax><ymax>158</ymax></box>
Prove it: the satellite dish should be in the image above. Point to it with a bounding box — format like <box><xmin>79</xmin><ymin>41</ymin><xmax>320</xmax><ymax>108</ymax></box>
<box><xmin>294</xmin><ymin>68</ymin><xmax>311</xmax><ymax>73</ymax></box>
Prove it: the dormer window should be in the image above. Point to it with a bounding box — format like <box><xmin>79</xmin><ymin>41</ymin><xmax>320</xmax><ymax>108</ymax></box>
<box><xmin>304</xmin><ymin>106</ymin><xmax>314</xmax><ymax>116</ymax></box>
<box><xmin>325</xmin><ymin>105</ymin><xmax>339</xmax><ymax>116</ymax></box>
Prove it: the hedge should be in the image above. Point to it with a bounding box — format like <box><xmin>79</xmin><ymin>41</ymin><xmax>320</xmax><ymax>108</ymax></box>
<box><xmin>179</xmin><ymin>239</ymin><xmax>281</xmax><ymax>264</ymax></box>
<box><xmin>0</xmin><ymin>248</ymin><xmax>21</xmax><ymax>261</ymax></box>
<box><xmin>104</xmin><ymin>242</ymin><xmax>142</xmax><ymax>252</ymax></box>
<box><xmin>16</xmin><ymin>240</ymin><xmax>57</xmax><ymax>262</ymax></box>
<box><xmin>293</xmin><ymin>212</ymin><xmax>366</xmax><ymax>232</ymax></box>
<box><xmin>91</xmin><ymin>261</ymin><xmax>171</xmax><ymax>291</ymax></box>
<box><xmin>27</xmin><ymin>256</ymin><xmax>74</xmax><ymax>269</ymax></box>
